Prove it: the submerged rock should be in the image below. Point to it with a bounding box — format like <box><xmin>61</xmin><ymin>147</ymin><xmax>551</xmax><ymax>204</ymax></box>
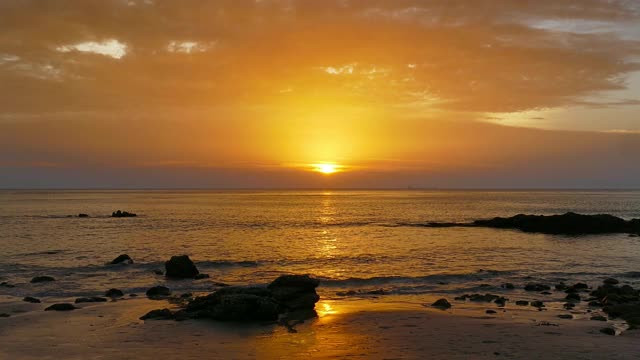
<box><xmin>603</xmin><ymin>278</ymin><xmax>619</xmax><ymax>285</ymax></box>
<box><xmin>473</xmin><ymin>212</ymin><xmax>640</xmax><ymax>235</ymax></box>
<box><xmin>531</xmin><ymin>301</ymin><xmax>545</xmax><ymax>308</ymax></box>
<box><xmin>31</xmin><ymin>276</ymin><xmax>55</xmax><ymax>283</ymax></box>
<box><xmin>109</xmin><ymin>254</ymin><xmax>133</xmax><ymax>265</ymax></box>
<box><xmin>165</xmin><ymin>255</ymin><xmax>199</xmax><ymax>279</ymax></box>
<box><xmin>146</xmin><ymin>286</ymin><xmax>171</xmax><ymax>298</ymax></box>
<box><xmin>45</xmin><ymin>303</ymin><xmax>77</xmax><ymax>311</ymax></box>
<box><xmin>591</xmin><ymin>315</ymin><xmax>607</xmax><ymax>321</ymax></box>
<box><xmin>23</xmin><ymin>296</ymin><xmax>41</xmax><ymax>303</ymax></box>
<box><xmin>431</xmin><ymin>298</ymin><xmax>452</xmax><ymax>309</ymax></box>
<box><xmin>112</xmin><ymin>210</ymin><xmax>137</xmax><ymax>218</ymax></box>
<box><xmin>524</xmin><ymin>283</ymin><xmax>550</xmax><ymax>292</ymax></box>
<box><xmin>105</xmin><ymin>288</ymin><xmax>124</xmax><ymax>298</ymax></box>
<box><xmin>75</xmin><ymin>297</ymin><xmax>108</xmax><ymax>303</ymax></box>
<box><xmin>0</xmin><ymin>282</ymin><xmax>15</xmax><ymax>288</ymax></box>
<box><xmin>515</xmin><ymin>300</ymin><xmax>529</xmax><ymax>306</ymax></box>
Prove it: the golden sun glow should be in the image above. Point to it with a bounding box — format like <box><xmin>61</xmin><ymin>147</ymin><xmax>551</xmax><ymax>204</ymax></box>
<box><xmin>311</xmin><ymin>163</ymin><xmax>342</xmax><ymax>175</ymax></box>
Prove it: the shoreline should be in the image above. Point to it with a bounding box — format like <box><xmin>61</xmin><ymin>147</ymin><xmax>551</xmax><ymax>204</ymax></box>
<box><xmin>1</xmin><ymin>296</ymin><xmax>638</xmax><ymax>359</ymax></box>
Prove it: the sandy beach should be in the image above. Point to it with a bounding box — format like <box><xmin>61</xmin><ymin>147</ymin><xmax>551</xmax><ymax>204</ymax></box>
<box><xmin>1</xmin><ymin>296</ymin><xmax>638</xmax><ymax>360</ymax></box>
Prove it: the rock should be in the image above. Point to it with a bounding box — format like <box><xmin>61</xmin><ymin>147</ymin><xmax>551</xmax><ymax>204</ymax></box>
<box><xmin>555</xmin><ymin>283</ymin><xmax>568</xmax><ymax>291</ymax></box>
<box><xmin>109</xmin><ymin>254</ymin><xmax>133</xmax><ymax>265</ymax></box>
<box><xmin>541</xmin><ymin>291</ymin><xmax>552</xmax><ymax>295</ymax></box>
<box><xmin>515</xmin><ymin>300</ymin><xmax>529</xmax><ymax>306</ymax></box>
<box><xmin>180</xmin><ymin>293</ymin><xmax>193</xmax><ymax>298</ymax></box>
<box><xmin>524</xmin><ymin>283</ymin><xmax>550</xmax><ymax>292</ymax></box>
<box><xmin>431</xmin><ymin>298</ymin><xmax>452</xmax><ymax>309</ymax></box>
<box><xmin>23</xmin><ymin>296</ymin><xmax>41</xmax><ymax>303</ymax></box>
<box><xmin>268</xmin><ymin>274</ymin><xmax>320</xmax><ymax>310</ymax></box>
<box><xmin>185</xmin><ymin>286</ymin><xmax>280</xmax><ymax>322</ymax></box>
<box><xmin>105</xmin><ymin>288</ymin><xmax>124</xmax><ymax>297</ymax></box>
<box><xmin>456</xmin><ymin>294</ymin><xmax>500</xmax><ymax>302</ymax></box>
<box><xmin>494</xmin><ymin>297</ymin><xmax>508</xmax><ymax>307</ymax></box>
<box><xmin>45</xmin><ymin>303</ymin><xmax>77</xmax><ymax>311</ymax></box>
<box><xmin>630</xmin><ymin>234</ymin><xmax>639</xmax><ymax>237</ymax></box>
<box><xmin>31</xmin><ymin>276</ymin><xmax>55</xmax><ymax>283</ymax></box>
<box><xmin>78</xmin><ymin>213</ymin><xmax>89</xmax><ymax>218</ymax></box>
<box><xmin>603</xmin><ymin>278</ymin><xmax>619</xmax><ymax>285</ymax></box>
<box><xmin>112</xmin><ymin>210</ymin><xmax>137</xmax><ymax>218</ymax></box>
<box><xmin>588</xmin><ymin>300</ymin><xmax>602</xmax><ymax>307</ymax></box>
<box><xmin>603</xmin><ymin>302</ymin><xmax>640</xmax><ymax>329</ymax></box>
<box><xmin>0</xmin><ymin>281</ymin><xmax>15</xmax><ymax>288</ymax></box>
<box><xmin>591</xmin><ymin>315</ymin><xmax>607</xmax><ymax>321</ymax></box>
<box><xmin>366</xmin><ymin>289</ymin><xmax>386</xmax><ymax>295</ymax></box>
<box><xmin>75</xmin><ymin>297</ymin><xmax>108</xmax><ymax>303</ymax></box>
<box><xmin>558</xmin><ymin>314</ymin><xmax>573</xmax><ymax>319</ymax></box>
<box><xmin>563</xmin><ymin>303</ymin><xmax>576</xmax><ymax>310</ymax></box>
<box><xmin>565</xmin><ymin>293</ymin><xmax>581</xmax><ymax>302</ymax></box>
<box><xmin>486</xmin><ymin>309</ymin><xmax>497</xmax><ymax>314</ymax></box>
<box><xmin>531</xmin><ymin>301</ymin><xmax>545</xmax><ymax>308</ymax></box>
<box><xmin>569</xmin><ymin>283</ymin><xmax>589</xmax><ymax>291</ymax></box>
<box><xmin>194</xmin><ymin>273</ymin><xmax>210</xmax><ymax>280</ymax></box>
<box><xmin>146</xmin><ymin>286</ymin><xmax>171</xmax><ymax>298</ymax></box>
<box><xmin>165</xmin><ymin>255</ymin><xmax>199</xmax><ymax>279</ymax></box>
<box><xmin>0</xmin><ymin>313</ymin><xmax>10</xmax><ymax>317</ymax></box>
<box><xmin>599</xmin><ymin>327</ymin><xmax>616</xmax><ymax>336</ymax></box>
<box><xmin>501</xmin><ymin>283</ymin><xmax>515</xmax><ymax>289</ymax></box>
<box><xmin>153</xmin><ymin>269</ymin><xmax>163</xmax><ymax>275</ymax></box>
<box><xmin>473</xmin><ymin>212</ymin><xmax>640</xmax><ymax>235</ymax></box>
<box><xmin>140</xmin><ymin>308</ymin><xmax>174</xmax><ymax>320</ymax></box>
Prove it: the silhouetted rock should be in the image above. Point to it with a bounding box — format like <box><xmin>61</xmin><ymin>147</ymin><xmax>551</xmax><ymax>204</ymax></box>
<box><xmin>0</xmin><ymin>282</ymin><xmax>15</xmax><ymax>288</ymax></box>
<box><xmin>153</xmin><ymin>269</ymin><xmax>163</xmax><ymax>275</ymax></box>
<box><xmin>23</xmin><ymin>296</ymin><xmax>41</xmax><ymax>303</ymax></box>
<box><xmin>473</xmin><ymin>212</ymin><xmax>640</xmax><ymax>235</ymax></box>
<box><xmin>515</xmin><ymin>300</ymin><xmax>529</xmax><ymax>306</ymax></box>
<box><xmin>109</xmin><ymin>254</ymin><xmax>133</xmax><ymax>265</ymax></box>
<box><xmin>494</xmin><ymin>297</ymin><xmax>508</xmax><ymax>307</ymax></box>
<box><xmin>78</xmin><ymin>213</ymin><xmax>89</xmax><ymax>218</ymax></box>
<box><xmin>112</xmin><ymin>210</ymin><xmax>137</xmax><ymax>218</ymax></box>
<box><xmin>268</xmin><ymin>274</ymin><xmax>320</xmax><ymax>310</ymax></box>
<box><xmin>30</xmin><ymin>276</ymin><xmax>55</xmax><ymax>283</ymax></box>
<box><xmin>555</xmin><ymin>283</ymin><xmax>568</xmax><ymax>291</ymax></box>
<box><xmin>563</xmin><ymin>302</ymin><xmax>576</xmax><ymax>310</ymax></box>
<box><xmin>591</xmin><ymin>315</ymin><xmax>607</xmax><ymax>321</ymax></box>
<box><xmin>146</xmin><ymin>286</ymin><xmax>171</xmax><ymax>298</ymax></box>
<box><xmin>165</xmin><ymin>255</ymin><xmax>199</xmax><ymax>279</ymax></box>
<box><xmin>194</xmin><ymin>273</ymin><xmax>210</xmax><ymax>280</ymax></box>
<box><xmin>501</xmin><ymin>283</ymin><xmax>515</xmax><ymax>290</ymax></box>
<box><xmin>45</xmin><ymin>303</ymin><xmax>77</xmax><ymax>311</ymax></box>
<box><xmin>603</xmin><ymin>278</ymin><xmax>619</xmax><ymax>285</ymax></box>
<box><xmin>524</xmin><ymin>283</ymin><xmax>550</xmax><ymax>292</ymax></box>
<box><xmin>105</xmin><ymin>288</ymin><xmax>124</xmax><ymax>297</ymax></box>
<box><xmin>531</xmin><ymin>301</ymin><xmax>545</xmax><ymax>308</ymax></box>
<box><xmin>431</xmin><ymin>298</ymin><xmax>452</xmax><ymax>309</ymax></box>
<box><xmin>75</xmin><ymin>296</ymin><xmax>108</xmax><ymax>303</ymax></box>
<box><xmin>565</xmin><ymin>293</ymin><xmax>581</xmax><ymax>302</ymax></box>
<box><xmin>600</xmin><ymin>327</ymin><xmax>616</xmax><ymax>336</ymax></box>
<box><xmin>140</xmin><ymin>308</ymin><xmax>174</xmax><ymax>320</ymax></box>
<box><xmin>558</xmin><ymin>314</ymin><xmax>573</xmax><ymax>319</ymax></box>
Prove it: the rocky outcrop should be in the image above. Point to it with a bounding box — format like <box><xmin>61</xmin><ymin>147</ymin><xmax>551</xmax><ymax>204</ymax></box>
<box><xmin>112</xmin><ymin>210</ymin><xmax>137</xmax><ymax>218</ymax></box>
<box><xmin>591</xmin><ymin>281</ymin><xmax>640</xmax><ymax>329</ymax></box>
<box><xmin>165</xmin><ymin>255</ymin><xmax>199</xmax><ymax>279</ymax></box>
<box><xmin>31</xmin><ymin>276</ymin><xmax>55</xmax><ymax>283</ymax></box>
<box><xmin>109</xmin><ymin>254</ymin><xmax>133</xmax><ymax>265</ymax></box>
<box><xmin>149</xmin><ymin>274</ymin><xmax>320</xmax><ymax>323</ymax></box>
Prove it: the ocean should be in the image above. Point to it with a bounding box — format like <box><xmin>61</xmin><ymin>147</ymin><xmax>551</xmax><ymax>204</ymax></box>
<box><xmin>1</xmin><ymin>190</ymin><xmax>640</xmax><ymax>310</ymax></box>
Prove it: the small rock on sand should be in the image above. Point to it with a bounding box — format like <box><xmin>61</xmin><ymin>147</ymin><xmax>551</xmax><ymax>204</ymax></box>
<box><xmin>75</xmin><ymin>297</ymin><xmax>108</xmax><ymax>303</ymax></box>
<box><xmin>140</xmin><ymin>308</ymin><xmax>174</xmax><ymax>320</ymax></box>
<box><xmin>30</xmin><ymin>276</ymin><xmax>55</xmax><ymax>283</ymax></box>
<box><xmin>105</xmin><ymin>288</ymin><xmax>124</xmax><ymax>297</ymax></box>
<box><xmin>44</xmin><ymin>303</ymin><xmax>77</xmax><ymax>311</ymax></box>
<box><xmin>23</xmin><ymin>296</ymin><xmax>41</xmax><ymax>303</ymax></box>
<box><xmin>515</xmin><ymin>300</ymin><xmax>529</xmax><ymax>306</ymax></box>
<box><xmin>431</xmin><ymin>298</ymin><xmax>452</xmax><ymax>309</ymax></box>
<box><xmin>146</xmin><ymin>286</ymin><xmax>171</xmax><ymax>298</ymax></box>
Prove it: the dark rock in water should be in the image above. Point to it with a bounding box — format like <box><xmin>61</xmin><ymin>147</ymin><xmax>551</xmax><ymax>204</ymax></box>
<box><xmin>486</xmin><ymin>309</ymin><xmax>497</xmax><ymax>314</ymax></box>
<box><xmin>165</xmin><ymin>255</ymin><xmax>199</xmax><ymax>279</ymax></box>
<box><xmin>591</xmin><ymin>315</ymin><xmax>607</xmax><ymax>321</ymax></box>
<box><xmin>558</xmin><ymin>314</ymin><xmax>573</xmax><ymax>319</ymax></box>
<box><xmin>45</xmin><ymin>303</ymin><xmax>77</xmax><ymax>311</ymax></box>
<box><xmin>589</xmin><ymin>301</ymin><xmax>602</xmax><ymax>307</ymax></box>
<box><xmin>153</xmin><ymin>269</ymin><xmax>163</xmax><ymax>275</ymax></box>
<box><xmin>555</xmin><ymin>283</ymin><xmax>568</xmax><ymax>291</ymax></box>
<box><xmin>515</xmin><ymin>300</ymin><xmax>529</xmax><ymax>306</ymax></box>
<box><xmin>603</xmin><ymin>278</ymin><xmax>619</xmax><ymax>285</ymax></box>
<box><xmin>194</xmin><ymin>273</ymin><xmax>210</xmax><ymax>280</ymax></box>
<box><xmin>112</xmin><ymin>210</ymin><xmax>137</xmax><ymax>218</ymax></box>
<box><xmin>105</xmin><ymin>288</ymin><xmax>124</xmax><ymax>298</ymax></box>
<box><xmin>31</xmin><ymin>276</ymin><xmax>55</xmax><ymax>283</ymax></box>
<box><xmin>146</xmin><ymin>286</ymin><xmax>171</xmax><ymax>298</ymax></box>
<box><xmin>600</xmin><ymin>327</ymin><xmax>616</xmax><ymax>336</ymax></box>
<box><xmin>570</xmin><ymin>283</ymin><xmax>589</xmax><ymax>291</ymax></box>
<box><xmin>23</xmin><ymin>296</ymin><xmax>41</xmax><ymax>303</ymax></box>
<box><xmin>366</xmin><ymin>289</ymin><xmax>386</xmax><ymax>295</ymax></box>
<box><xmin>473</xmin><ymin>212</ymin><xmax>640</xmax><ymax>235</ymax></box>
<box><xmin>524</xmin><ymin>283</ymin><xmax>550</xmax><ymax>292</ymax></box>
<box><xmin>591</xmin><ymin>284</ymin><xmax>639</xmax><ymax>305</ymax></box>
<box><xmin>501</xmin><ymin>283</ymin><xmax>515</xmax><ymax>290</ymax></box>
<box><xmin>78</xmin><ymin>213</ymin><xmax>89</xmax><ymax>218</ymax></box>
<box><xmin>109</xmin><ymin>254</ymin><xmax>133</xmax><ymax>265</ymax></box>
<box><xmin>456</xmin><ymin>294</ymin><xmax>500</xmax><ymax>302</ymax></box>
<box><xmin>603</xmin><ymin>303</ymin><xmax>640</xmax><ymax>329</ymax></box>
<box><xmin>531</xmin><ymin>301</ymin><xmax>545</xmax><ymax>308</ymax></box>
<box><xmin>0</xmin><ymin>282</ymin><xmax>15</xmax><ymax>288</ymax></box>
<box><xmin>565</xmin><ymin>293</ymin><xmax>581</xmax><ymax>302</ymax></box>
<box><xmin>75</xmin><ymin>296</ymin><xmax>108</xmax><ymax>303</ymax></box>
<box><xmin>0</xmin><ymin>313</ymin><xmax>10</xmax><ymax>317</ymax></box>
<box><xmin>431</xmin><ymin>298</ymin><xmax>452</xmax><ymax>309</ymax></box>
<box><xmin>563</xmin><ymin>302</ymin><xmax>576</xmax><ymax>310</ymax></box>
<box><xmin>268</xmin><ymin>274</ymin><xmax>320</xmax><ymax>310</ymax></box>
<box><xmin>540</xmin><ymin>291</ymin><xmax>552</xmax><ymax>295</ymax></box>
<box><xmin>494</xmin><ymin>297</ymin><xmax>508</xmax><ymax>307</ymax></box>
<box><xmin>140</xmin><ymin>308</ymin><xmax>174</xmax><ymax>320</ymax></box>
<box><xmin>180</xmin><ymin>293</ymin><xmax>193</xmax><ymax>299</ymax></box>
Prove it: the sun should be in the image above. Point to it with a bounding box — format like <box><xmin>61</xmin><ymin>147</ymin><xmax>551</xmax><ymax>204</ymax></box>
<box><xmin>311</xmin><ymin>163</ymin><xmax>342</xmax><ymax>175</ymax></box>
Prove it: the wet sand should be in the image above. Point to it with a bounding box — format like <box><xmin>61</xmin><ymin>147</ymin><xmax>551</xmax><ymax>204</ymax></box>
<box><xmin>1</xmin><ymin>297</ymin><xmax>638</xmax><ymax>359</ymax></box>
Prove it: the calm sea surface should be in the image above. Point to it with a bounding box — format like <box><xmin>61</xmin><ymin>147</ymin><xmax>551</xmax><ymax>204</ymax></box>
<box><xmin>1</xmin><ymin>190</ymin><xmax>640</xmax><ymax>306</ymax></box>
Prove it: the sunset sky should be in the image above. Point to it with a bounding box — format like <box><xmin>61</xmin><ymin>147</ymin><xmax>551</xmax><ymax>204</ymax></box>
<box><xmin>1</xmin><ymin>0</ymin><xmax>640</xmax><ymax>188</ymax></box>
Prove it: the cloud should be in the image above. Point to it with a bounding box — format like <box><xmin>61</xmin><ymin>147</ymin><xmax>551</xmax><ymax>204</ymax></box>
<box><xmin>0</xmin><ymin>0</ymin><xmax>638</xmax><ymax>115</ymax></box>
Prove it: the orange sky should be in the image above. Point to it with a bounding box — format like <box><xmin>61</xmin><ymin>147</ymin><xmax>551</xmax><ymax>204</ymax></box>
<box><xmin>1</xmin><ymin>1</ymin><xmax>640</xmax><ymax>188</ymax></box>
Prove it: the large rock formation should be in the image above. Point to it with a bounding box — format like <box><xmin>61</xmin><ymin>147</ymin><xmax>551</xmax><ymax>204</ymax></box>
<box><xmin>144</xmin><ymin>274</ymin><xmax>320</xmax><ymax>323</ymax></box>
<box><xmin>165</xmin><ymin>255</ymin><xmax>199</xmax><ymax>279</ymax></box>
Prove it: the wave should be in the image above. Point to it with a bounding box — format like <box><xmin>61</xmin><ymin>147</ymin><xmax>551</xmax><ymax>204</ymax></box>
<box><xmin>320</xmin><ymin>270</ymin><xmax>515</xmax><ymax>288</ymax></box>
